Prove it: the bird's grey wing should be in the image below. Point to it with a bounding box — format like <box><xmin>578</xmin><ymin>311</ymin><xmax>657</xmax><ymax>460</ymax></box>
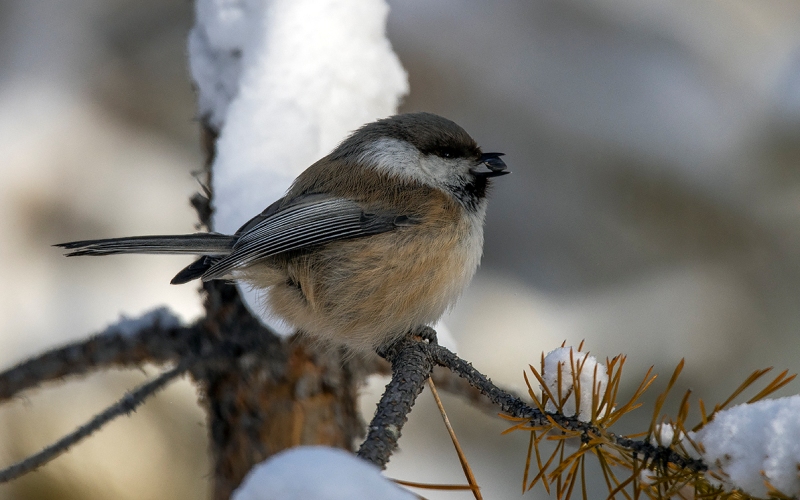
<box><xmin>202</xmin><ymin>195</ymin><xmax>409</xmax><ymax>280</ymax></box>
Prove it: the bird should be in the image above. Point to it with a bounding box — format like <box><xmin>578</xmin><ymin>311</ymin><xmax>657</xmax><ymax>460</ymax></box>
<box><xmin>57</xmin><ymin>112</ymin><xmax>509</xmax><ymax>353</ymax></box>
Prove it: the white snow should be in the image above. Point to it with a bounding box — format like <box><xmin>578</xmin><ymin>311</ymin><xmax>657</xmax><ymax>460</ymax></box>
<box><xmin>693</xmin><ymin>395</ymin><xmax>800</xmax><ymax>497</ymax></box>
<box><xmin>651</xmin><ymin>422</ymin><xmax>678</xmax><ymax>446</ymax></box>
<box><xmin>100</xmin><ymin>307</ymin><xmax>182</xmax><ymax>337</ymax></box>
<box><xmin>231</xmin><ymin>446</ymin><xmax>415</xmax><ymax>500</ymax></box>
<box><xmin>540</xmin><ymin>347</ymin><xmax>608</xmax><ymax>422</ymax></box>
<box><xmin>187</xmin><ymin>0</ymin><xmax>408</xmax><ymax>333</ymax></box>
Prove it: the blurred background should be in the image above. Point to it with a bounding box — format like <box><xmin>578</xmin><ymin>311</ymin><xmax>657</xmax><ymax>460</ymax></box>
<box><xmin>1</xmin><ymin>0</ymin><xmax>799</xmax><ymax>498</ymax></box>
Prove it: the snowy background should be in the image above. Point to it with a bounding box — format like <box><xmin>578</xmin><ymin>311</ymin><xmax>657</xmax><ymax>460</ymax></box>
<box><xmin>1</xmin><ymin>0</ymin><xmax>800</xmax><ymax>498</ymax></box>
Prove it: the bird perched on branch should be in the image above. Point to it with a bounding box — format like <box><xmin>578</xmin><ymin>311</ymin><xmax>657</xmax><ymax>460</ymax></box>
<box><xmin>58</xmin><ymin>112</ymin><xmax>509</xmax><ymax>352</ymax></box>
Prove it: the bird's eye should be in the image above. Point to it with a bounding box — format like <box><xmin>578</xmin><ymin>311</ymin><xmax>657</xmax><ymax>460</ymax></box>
<box><xmin>437</xmin><ymin>147</ymin><xmax>457</xmax><ymax>158</ymax></box>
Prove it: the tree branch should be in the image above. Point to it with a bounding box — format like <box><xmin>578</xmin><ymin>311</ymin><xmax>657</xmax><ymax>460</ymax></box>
<box><xmin>430</xmin><ymin>366</ymin><xmax>521</xmax><ymax>416</ymax></box>
<box><xmin>428</xmin><ymin>343</ymin><xmax>538</xmax><ymax>420</ymax></box>
<box><xmin>429</xmin><ymin>342</ymin><xmax>708</xmax><ymax>473</ymax></box>
<box><xmin>357</xmin><ymin>336</ymin><xmax>434</xmax><ymax>468</ymax></box>
<box><xmin>0</xmin><ymin>359</ymin><xmax>194</xmax><ymax>483</ymax></box>
<box><xmin>357</xmin><ymin>334</ymin><xmax>708</xmax><ymax>475</ymax></box>
<box><xmin>0</xmin><ymin>309</ymin><xmax>199</xmax><ymax>403</ymax></box>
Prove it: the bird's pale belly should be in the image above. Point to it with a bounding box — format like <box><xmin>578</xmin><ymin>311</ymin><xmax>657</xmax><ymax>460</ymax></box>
<box><xmin>242</xmin><ymin>218</ymin><xmax>483</xmax><ymax>352</ymax></box>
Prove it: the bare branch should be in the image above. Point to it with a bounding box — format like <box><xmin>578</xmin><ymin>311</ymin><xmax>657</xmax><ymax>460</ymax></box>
<box><xmin>428</xmin><ymin>343</ymin><xmax>540</xmax><ymax>421</ymax></box>
<box><xmin>0</xmin><ymin>309</ymin><xmax>199</xmax><ymax>403</ymax></box>
<box><xmin>431</xmin><ymin>365</ymin><xmax>523</xmax><ymax>416</ymax></box>
<box><xmin>357</xmin><ymin>336</ymin><xmax>434</xmax><ymax>468</ymax></box>
<box><xmin>0</xmin><ymin>359</ymin><xmax>194</xmax><ymax>483</ymax></box>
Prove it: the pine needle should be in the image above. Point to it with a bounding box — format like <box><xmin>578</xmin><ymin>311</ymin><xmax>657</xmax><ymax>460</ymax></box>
<box><xmin>581</xmin><ymin>453</ymin><xmax>588</xmax><ymax>500</ymax></box>
<box><xmin>713</xmin><ymin>367</ymin><xmax>772</xmax><ymax>414</ymax></box>
<box><xmin>570</xmin><ymin>349</ymin><xmax>582</xmax><ymax>418</ymax></box>
<box><xmin>523</xmin><ymin>430</ymin><xmax>535</xmax><ymax>494</ymax></box>
<box><xmin>607</xmin><ymin>471</ymin><xmax>636</xmax><ymax>499</ymax></box>
<box><xmin>531</xmin><ymin>363</ymin><xmax>558</xmax><ymax>411</ymax></box>
<box><xmin>563</xmin><ymin>455</ymin><xmax>582</xmax><ymax>500</ymax></box>
<box><xmin>597</xmin><ymin>450</ymin><xmax>633</xmax><ymax>500</ymax></box>
<box><xmin>524</xmin><ymin>370</ymin><xmax>549</xmax><ymax>415</ymax></box>
<box><xmin>532</xmin><ymin>430</ymin><xmax>552</xmax><ymax>494</ymax></box>
<box><xmin>427</xmin><ymin>378</ymin><xmax>482</xmax><ymax>500</ymax></box>
<box><xmin>528</xmin><ymin>439</ymin><xmax>563</xmax><ymax>492</ymax></box>
<box><xmin>603</xmin><ymin>356</ymin><xmax>625</xmax><ymax>421</ymax></box>
<box><xmin>556</xmin><ymin>437</ymin><xmax>566</xmax><ymax>499</ymax></box>
<box><xmin>550</xmin><ymin>443</ymin><xmax>593</xmax><ymax>478</ymax></box>
<box><xmin>557</xmin><ymin>360</ymin><xmax>565</xmax><ymax>411</ymax></box>
<box><xmin>591</xmin><ymin>363</ymin><xmax>602</xmax><ymax>423</ymax></box>
<box><xmin>501</xmin><ymin>418</ymin><xmax>536</xmax><ymax>435</ymax></box>
<box><xmin>746</xmin><ymin>370</ymin><xmax>796</xmax><ymax>404</ymax></box>
<box><xmin>675</xmin><ymin>390</ymin><xmax>692</xmax><ymax>440</ymax></box>
<box><xmin>606</xmin><ymin>366</ymin><xmax>656</xmax><ymax>426</ymax></box>
<box><xmin>649</xmin><ymin>359</ymin><xmax>684</xmax><ymax>437</ymax></box>
<box><xmin>392</xmin><ymin>479</ymin><xmax>473</xmax><ymax>490</ymax></box>
<box><xmin>698</xmin><ymin>398</ymin><xmax>708</xmax><ymax>427</ymax></box>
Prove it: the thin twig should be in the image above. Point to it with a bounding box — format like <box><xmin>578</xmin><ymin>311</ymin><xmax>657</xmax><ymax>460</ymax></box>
<box><xmin>429</xmin><ymin>343</ymin><xmax>541</xmax><ymax>421</ymax></box>
<box><xmin>0</xmin><ymin>360</ymin><xmax>194</xmax><ymax>483</ymax></box>
<box><xmin>431</xmin><ymin>366</ymin><xmax>521</xmax><ymax>416</ymax></box>
<box><xmin>427</xmin><ymin>378</ymin><xmax>482</xmax><ymax>499</ymax></box>
<box><xmin>392</xmin><ymin>478</ymin><xmax>474</xmax><ymax>490</ymax></box>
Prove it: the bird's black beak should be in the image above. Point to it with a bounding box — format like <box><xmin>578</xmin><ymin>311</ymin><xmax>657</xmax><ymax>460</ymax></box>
<box><xmin>471</xmin><ymin>152</ymin><xmax>510</xmax><ymax>178</ymax></box>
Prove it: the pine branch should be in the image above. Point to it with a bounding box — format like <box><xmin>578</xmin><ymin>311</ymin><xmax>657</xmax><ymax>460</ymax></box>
<box><xmin>357</xmin><ymin>334</ymin><xmax>708</xmax><ymax>476</ymax></box>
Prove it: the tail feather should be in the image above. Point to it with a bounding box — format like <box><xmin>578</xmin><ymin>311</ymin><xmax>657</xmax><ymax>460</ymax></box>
<box><xmin>170</xmin><ymin>255</ymin><xmax>221</xmax><ymax>284</ymax></box>
<box><xmin>55</xmin><ymin>233</ymin><xmax>236</xmax><ymax>256</ymax></box>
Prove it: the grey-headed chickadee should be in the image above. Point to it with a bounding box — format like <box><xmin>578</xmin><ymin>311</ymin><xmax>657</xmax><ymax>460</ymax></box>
<box><xmin>58</xmin><ymin>112</ymin><xmax>509</xmax><ymax>352</ymax></box>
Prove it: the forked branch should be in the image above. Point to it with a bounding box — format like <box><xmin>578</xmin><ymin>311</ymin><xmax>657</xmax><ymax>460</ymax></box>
<box><xmin>357</xmin><ymin>334</ymin><xmax>708</xmax><ymax>477</ymax></box>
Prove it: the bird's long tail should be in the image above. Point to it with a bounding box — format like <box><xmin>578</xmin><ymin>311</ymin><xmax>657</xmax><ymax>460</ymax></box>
<box><xmin>55</xmin><ymin>233</ymin><xmax>236</xmax><ymax>257</ymax></box>
<box><xmin>56</xmin><ymin>233</ymin><xmax>237</xmax><ymax>284</ymax></box>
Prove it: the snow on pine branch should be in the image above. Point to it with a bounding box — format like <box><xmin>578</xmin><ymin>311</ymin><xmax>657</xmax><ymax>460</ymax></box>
<box><xmin>694</xmin><ymin>395</ymin><xmax>800</xmax><ymax>497</ymax></box>
<box><xmin>541</xmin><ymin>346</ymin><xmax>609</xmax><ymax>422</ymax></box>
<box><xmin>536</xmin><ymin>346</ymin><xmax>800</xmax><ymax>498</ymax></box>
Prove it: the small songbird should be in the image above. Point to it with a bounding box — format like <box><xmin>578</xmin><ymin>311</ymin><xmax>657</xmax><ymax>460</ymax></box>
<box><xmin>57</xmin><ymin>113</ymin><xmax>509</xmax><ymax>352</ymax></box>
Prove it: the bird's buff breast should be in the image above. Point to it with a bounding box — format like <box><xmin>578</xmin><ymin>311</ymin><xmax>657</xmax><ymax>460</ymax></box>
<box><xmin>240</xmin><ymin>207</ymin><xmax>484</xmax><ymax>352</ymax></box>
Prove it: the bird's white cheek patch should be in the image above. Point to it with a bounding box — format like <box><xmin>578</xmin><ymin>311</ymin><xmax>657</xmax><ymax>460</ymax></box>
<box><xmin>417</xmin><ymin>155</ymin><xmax>467</xmax><ymax>187</ymax></box>
<box><xmin>360</xmin><ymin>137</ymin><xmax>472</xmax><ymax>189</ymax></box>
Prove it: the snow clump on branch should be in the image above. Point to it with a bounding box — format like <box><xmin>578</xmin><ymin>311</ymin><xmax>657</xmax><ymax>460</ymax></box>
<box><xmin>541</xmin><ymin>347</ymin><xmax>609</xmax><ymax>422</ymax></box>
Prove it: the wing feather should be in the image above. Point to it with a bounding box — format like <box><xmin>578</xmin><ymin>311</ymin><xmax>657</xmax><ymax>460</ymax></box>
<box><xmin>202</xmin><ymin>196</ymin><xmax>402</xmax><ymax>280</ymax></box>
